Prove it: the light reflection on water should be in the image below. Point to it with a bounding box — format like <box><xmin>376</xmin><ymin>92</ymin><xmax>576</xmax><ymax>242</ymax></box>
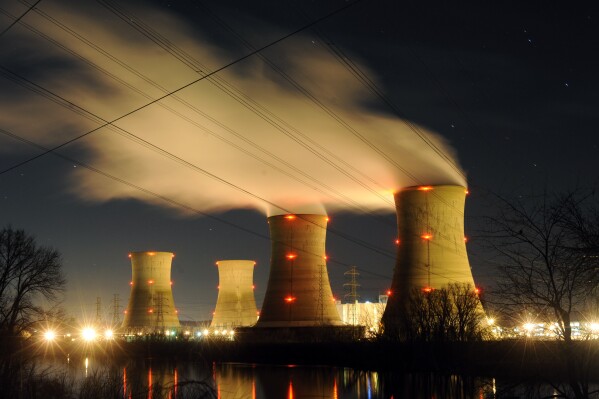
<box><xmin>56</xmin><ymin>358</ymin><xmax>499</xmax><ymax>398</ymax></box>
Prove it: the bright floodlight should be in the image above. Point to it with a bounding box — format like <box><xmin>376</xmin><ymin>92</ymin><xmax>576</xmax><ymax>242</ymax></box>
<box><xmin>44</xmin><ymin>330</ymin><xmax>56</xmax><ymax>341</ymax></box>
<box><xmin>523</xmin><ymin>323</ymin><xmax>535</xmax><ymax>332</ymax></box>
<box><xmin>487</xmin><ymin>318</ymin><xmax>495</xmax><ymax>326</ymax></box>
<box><xmin>590</xmin><ymin>322</ymin><xmax>599</xmax><ymax>332</ymax></box>
<box><xmin>82</xmin><ymin>327</ymin><xmax>97</xmax><ymax>342</ymax></box>
<box><xmin>104</xmin><ymin>329</ymin><xmax>114</xmax><ymax>340</ymax></box>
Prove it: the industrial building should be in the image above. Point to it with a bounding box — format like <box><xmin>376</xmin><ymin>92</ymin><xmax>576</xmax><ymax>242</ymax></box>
<box><xmin>336</xmin><ymin>295</ymin><xmax>388</xmax><ymax>335</ymax></box>
<box><xmin>211</xmin><ymin>260</ymin><xmax>258</xmax><ymax>330</ymax></box>
<box><xmin>255</xmin><ymin>214</ymin><xmax>343</xmax><ymax>328</ymax></box>
<box><xmin>122</xmin><ymin>251</ymin><xmax>180</xmax><ymax>333</ymax></box>
<box><xmin>382</xmin><ymin>185</ymin><xmax>478</xmax><ymax>333</ymax></box>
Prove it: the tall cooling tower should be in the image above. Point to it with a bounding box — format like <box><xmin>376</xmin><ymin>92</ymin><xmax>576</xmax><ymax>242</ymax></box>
<box><xmin>211</xmin><ymin>260</ymin><xmax>258</xmax><ymax>329</ymax></box>
<box><xmin>122</xmin><ymin>251</ymin><xmax>180</xmax><ymax>332</ymax></box>
<box><xmin>382</xmin><ymin>185</ymin><xmax>477</xmax><ymax>330</ymax></box>
<box><xmin>256</xmin><ymin>214</ymin><xmax>342</xmax><ymax>327</ymax></box>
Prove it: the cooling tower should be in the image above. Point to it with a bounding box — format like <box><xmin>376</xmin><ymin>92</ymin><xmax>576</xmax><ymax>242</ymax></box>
<box><xmin>122</xmin><ymin>251</ymin><xmax>180</xmax><ymax>332</ymax></box>
<box><xmin>211</xmin><ymin>260</ymin><xmax>258</xmax><ymax>329</ymax></box>
<box><xmin>255</xmin><ymin>214</ymin><xmax>343</xmax><ymax>327</ymax></box>
<box><xmin>382</xmin><ymin>185</ymin><xmax>477</xmax><ymax>330</ymax></box>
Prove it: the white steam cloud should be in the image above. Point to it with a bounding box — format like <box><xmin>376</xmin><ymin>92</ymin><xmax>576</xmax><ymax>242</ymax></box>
<box><xmin>0</xmin><ymin>2</ymin><xmax>466</xmax><ymax>216</ymax></box>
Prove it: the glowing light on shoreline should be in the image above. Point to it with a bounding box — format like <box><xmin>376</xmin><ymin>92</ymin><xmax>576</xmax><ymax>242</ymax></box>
<box><xmin>82</xmin><ymin>327</ymin><xmax>97</xmax><ymax>342</ymax></box>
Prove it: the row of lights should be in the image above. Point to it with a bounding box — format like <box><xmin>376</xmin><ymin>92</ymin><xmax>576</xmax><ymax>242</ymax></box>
<box><xmin>43</xmin><ymin>327</ymin><xmax>115</xmax><ymax>342</ymax></box>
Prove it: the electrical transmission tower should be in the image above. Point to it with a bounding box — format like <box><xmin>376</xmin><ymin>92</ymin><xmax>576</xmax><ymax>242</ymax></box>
<box><xmin>111</xmin><ymin>294</ymin><xmax>120</xmax><ymax>326</ymax></box>
<box><xmin>155</xmin><ymin>292</ymin><xmax>165</xmax><ymax>331</ymax></box>
<box><xmin>95</xmin><ymin>297</ymin><xmax>102</xmax><ymax>325</ymax></box>
<box><xmin>344</xmin><ymin>266</ymin><xmax>360</xmax><ymax>325</ymax></box>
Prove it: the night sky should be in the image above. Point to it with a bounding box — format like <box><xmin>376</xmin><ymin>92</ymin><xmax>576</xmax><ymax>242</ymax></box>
<box><xmin>0</xmin><ymin>0</ymin><xmax>597</xmax><ymax>322</ymax></box>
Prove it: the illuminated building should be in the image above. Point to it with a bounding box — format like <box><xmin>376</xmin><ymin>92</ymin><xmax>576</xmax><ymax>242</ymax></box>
<box><xmin>255</xmin><ymin>214</ymin><xmax>342</xmax><ymax>327</ymax></box>
<box><xmin>211</xmin><ymin>260</ymin><xmax>258</xmax><ymax>330</ymax></box>
<box><xmin>122</xmin><ymin>251</ymin><xmax>180</xmax><ymax>332</ymax></box>
<box><xmin>336</xmin><ymin>295</ymin><xmax>388</xmax><ymax>335</ymax></box>
<box><xmin>382</xmin><ymin>185</ymin><xmax>478</xmax><ymax>333</ymax></box>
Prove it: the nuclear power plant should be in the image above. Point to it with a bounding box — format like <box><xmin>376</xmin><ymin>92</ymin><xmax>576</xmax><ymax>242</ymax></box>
<box><xmin>382</xmin><ymin>185</ymin><xmax>478</xmax><ymax>332</ymax></box>
<box><xmin>122</xmin><ymin>251</ymin><xmax>181</xmax><ymax>333</ymax></box>
<box><xmin>255</xmin><ymin>214</ymin><xmax>343</xmax><ymax>328</ymax></box>
<box><xmin>211</xmin><ymin>260</ymin><xmax>258</xmax><ymax>330</ymax></box>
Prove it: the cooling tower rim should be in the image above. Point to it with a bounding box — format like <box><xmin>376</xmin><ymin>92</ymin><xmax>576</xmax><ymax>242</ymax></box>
<box><xmin>400</xmin><ymin>184</ymin><xmax>467</xmax><ymax>191</ymax></box>
<box><xmin>128</xmin><ymin>251</ymin><xmax>174</xmax><ymax>257</ymax></box>
<box><xmin>216</xmin><ymin>259</ymin><xmax>256</xmax><ymax>265</ymax></box>
<box><xmin>267</xmin><ymin>213</ymin><xmax>329</xmax><ymax>220</ymax></box>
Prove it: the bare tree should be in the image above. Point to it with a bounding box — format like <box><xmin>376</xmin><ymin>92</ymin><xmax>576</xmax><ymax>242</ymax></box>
<box><xmin>0</xmin><ymin>226</ymin><xmax>65</xmax><ymax>337</ymax></box>
<box><xmin>394</xmin><ymin>283</ymin><xmax>487</xmax><ymax>342</ymax></box>
<box><xmin>0</xmin><ymin>225</ymin><xmax>66</xmax><ymax>394</ymax></box>
<box><xmin>482</xmin><ymin>190</ymin><xmax>598</xmax><ymax>342</ymax></box>
<box><xmin>481</xmin><ymin>189</ymin><xmax>599</xmax><ymax>399</ymax></box>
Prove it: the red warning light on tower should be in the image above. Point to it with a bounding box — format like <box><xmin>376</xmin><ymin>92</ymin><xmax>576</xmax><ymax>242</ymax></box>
<box><xmin>286</xmin><ymin>253</ymin><xmax>297</xmax><ymax>260</ymax></box>
<box><xmin>421</xmin><ymin>234</ymin><xmax>433</xmax><ymax>240</ymax></box>
<box><xmin>418</xmin><ymin>186</ymin><xmax>434</xmax><ymax>191</ymax></box>
<box><xmin>284</xmin><ymin>214</ymin><xmax>296</xmax><ymax>220</ymax></box>
<box><xmin>284</xmin><ymin>296</ymin><xmax>296</xmax><ymax>303</ymax></box>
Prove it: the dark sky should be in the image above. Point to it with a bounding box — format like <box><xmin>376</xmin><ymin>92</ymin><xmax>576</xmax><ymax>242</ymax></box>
<box><xmin>0</xmin><ymin>0</ymin><xmax>597</xmax><ymax>322</ymax></box>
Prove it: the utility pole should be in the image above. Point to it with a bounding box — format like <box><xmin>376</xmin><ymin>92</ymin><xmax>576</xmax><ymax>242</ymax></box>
<box><xmin>344</xmin><ymin>266</ymin><xmax>360</xmax><ymax>325</ymax></box>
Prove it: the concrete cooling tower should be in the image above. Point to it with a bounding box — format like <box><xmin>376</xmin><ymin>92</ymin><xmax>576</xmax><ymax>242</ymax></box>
<box><xmin>255</xmin><ymin>214</ymin><xmax>343</xmax><ymax>327</ymax></box>
<box><xmin>382</xmin><ymin>185</ymin><xmax>477</xmax><ymax>330</ymax></box>
<box><xmin>122</xmin><ymin>251</ymin><xmax>180</xmax><ymax>332</ymax></box>
<box><xmin>211</xmin><ymin>260</ymin><xmax>258</xmax><ymax>329</ymax></box>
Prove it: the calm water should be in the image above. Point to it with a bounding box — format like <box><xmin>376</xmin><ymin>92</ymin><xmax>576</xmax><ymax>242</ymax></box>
<box><xmin>46</xmin><ymin>356</ymin><xmax>586</xmax><ymax>398</ymax></box>
<box><xmin>48</xmin><ymin>356</ymin><xmax>500</xmax><ymax>398</ymax></box>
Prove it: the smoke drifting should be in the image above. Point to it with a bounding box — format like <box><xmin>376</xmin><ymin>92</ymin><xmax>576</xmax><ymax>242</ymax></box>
<box><xmin>0</xmin><ymin>1</ymin><xmax>466</xmax><ymax>216</ymax></box>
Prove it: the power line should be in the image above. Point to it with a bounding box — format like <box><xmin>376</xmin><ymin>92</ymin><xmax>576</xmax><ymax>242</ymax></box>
<box><xmin>0</xmin><ymin>127</ymin><xmax>398</xmax><ymax>282</ymax></box>
<box><xmin>0</xmin><ymin>0</ymin><xmax>364</xmax><ymax>175</ymax></box>
<box><xmin>94</xmin><ymin>0</ymin><xmax>396</xmax><ymax>214</ymax></box>
<box><xmin>0</xmin><ymin>0</ymin><xmax>41</xmax><ymax>38</ymax></box>
<box><xmin>0</xmin><ymin>6</ymin><xmax>388</xmax><ymax>220</ymax></box>
<box><xmin>0</xmin><ymin>65</ymin><xmax>397</xmax><ymax>260</ymax></box>
<box><xmin>0</xmin><ymin>2</ymin><xmax>475</xmax><ymax>286</ymax></box>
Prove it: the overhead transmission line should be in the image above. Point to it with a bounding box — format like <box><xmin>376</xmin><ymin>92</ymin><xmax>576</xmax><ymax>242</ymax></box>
<box><xmin>0</xmin><ymin>9</ymin><xmax>402</xmax><ymax>275</ymax></box>
<box><xmin>0</xmin><ymin>2</ymin><xmax>472</xmax><ymax>284</ymax></box>
<box><xmin>6</xmin><ymin>1</ymin><xmax>394</xmax><ymax>225</ymax></box>
<box><xmin>0</xmin><ymin>0</ymin><xmax>40</xmax><ymax>38</ymax></box>
<box><xmin>189</xmin><ymin>0</ymin><xmax>466</xmax><ymax>217</ymax></box>
<box><xmin>298</xmin><ymin>15</ymin><xmax>468</xmax><ymax>215</ymax></box>
<box><xmin>95</xmin><ymin>0</ymin><xmax>397</xmax><ymax>211</ymax></box>
<box><xmin>0</xmin><ymin>0</ymin><xmax>364</xmax><ymax>176</ymax></box>
<box><xmin>0</xmin><ymin>126</ymin><xmax>398</xmax><ymax>282</ymax></box>
<box><xmin>3</xmin><ymin>121</ymin><xmax>470</xmax><ymax>285</ymax></box>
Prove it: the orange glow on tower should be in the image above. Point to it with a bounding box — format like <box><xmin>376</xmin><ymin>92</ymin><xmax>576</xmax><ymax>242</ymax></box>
<box><xmin>421</xmin><ymin>234</ymin><xmax>433</xmax><ymax>240</ymax></box>
<box><xmin>418</xmin><ymin>186</ymin><xmax>434</xmax><ymax>191</ymax></box>
<box><xmin>286</xmin><ymin>253</ymin><xmax>297</xmax><ymax>260</ymax></box>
